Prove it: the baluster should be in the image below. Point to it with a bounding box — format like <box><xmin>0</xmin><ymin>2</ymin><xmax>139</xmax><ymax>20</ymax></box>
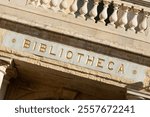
<box><xmin>70</xmin><ymin>0</ymin><xmax>78</xmax><ymax>16</ymax></box>
<box><xmin>28</xmin><ymin>0</ymin><xmax>35</xmax><ymax>6</ymax></box>
<box><xmin>28</xmin><ymin>0</ymin><xmax>41</xmax><ymax>7</ymax></box>
<box><xmin>99</xmin><ymin>0</ymin><xmax>110</xmax><ymax>23</ymax></box>
<box><xmin>41</xmin><ymin>0</ymin><xmax>50</xmax><ymax>9</ymax></box>
<box><xmin>60</xmin><ymin>0</ymin><xmax>68</xmax><ymax>12</ymax></box>
<box><xmin>36</xmin><ymin>0</ymin><xmax>41</xmax><ymax>7</ymax></box>
<box><xmin>109</xmin><ymin>3</ymin><xmax>118</xmax><ymax>26</ymax></box>
<box><xmin>128</xmin><ymin>8</ymin><xmax>139</xmax><ymax>31</ymax></box>
<box><xmin>139</xmin><ymin>11</ymin><xmax>149</xmax><ymax>33</ymax></box>
<box><xmin>51</xmin><ymin>0</ymin><xmax>59</xmax><ymax>10</ymax></box>
<box><xmin>89</xmin><ymin>0</ymin><xmax>99</xmax><ymax>20</ymax></box>
<box><xmin>79</xmin><ymin>0</ymin><xmax>88</xmax><ymax>19</ymax></box>
<box><xmin>118</xmin><ymin>6</ymin><xmax>128</xmax><ymax>28</ymax></box>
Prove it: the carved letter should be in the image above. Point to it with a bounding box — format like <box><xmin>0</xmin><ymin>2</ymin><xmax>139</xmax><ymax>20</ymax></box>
<box><xmin>108</xmin><ymin>61</ymin><xmax>114</xmax><ymax>71</ymax></box>
<box><xmin>49</xmin><ymin>46</ymin><xmax>56</xmax><ymax>56</ymax></box>
<box><xmin>66</xmin><ymin>51</ymin><xmax>73</xmax><ymax>59</ymax></box>
<box><xmin>118</xmin><ymin>64</ymin><xmax>125</xmax><ymax>74</ymax></box>
<box><xmin>86</xmin><ymin>55</ymin><xmax>95</xmax><ymax>66</ymax></box>
<box><xmin>77</xmin><ymin>53</ymin><xmax>84</xmax><ymax>63</ymax></box>
<box><xmin>59</xmin><ymin>48</ymin><xmax>64</xmax><ymax>58</ymax></box>
<box><xmin>23</xmin><ymin>39</ymin><xmax>31</xmax><ymax>48</ymax></box>
<box><xmin>39</xmin><ymin>43</ymin><xmax>47</xmax><ymax>52</ymax></box>
<box><xmin>96</xmin><ymin>58</ymin><xmax>105</xmax><ymax>68</ymax></box>
<box><xmin>32</xmin><ymin>42</ymin><xmax>37</xmax><ymax>51</ymax></box>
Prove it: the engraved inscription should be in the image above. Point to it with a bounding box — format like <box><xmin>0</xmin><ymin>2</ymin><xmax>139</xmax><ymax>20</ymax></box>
<box><xmin>23</xmin><ymin>39</ymin><xmax>31</xmax><ymax>48</ymax></box>
<box><xmin>2</xmin><ymin>31</ymin><xmax>149</xmax><ymax>84</ymax></box>
<box><xmin>22</xmin><ymin>39</ymin><xmax>126</xmax><ymax>75</ymax></box>
<box><xmin>39</xmin><ymin>43</ymin><xmax>47</xmax><ymax>52</ymax></box>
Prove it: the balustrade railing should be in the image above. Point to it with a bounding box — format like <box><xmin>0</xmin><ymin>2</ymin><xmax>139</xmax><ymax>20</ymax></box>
<box><xmin>21</xmin><ymin>0</ymin><xmax>150</xmax><ymax>33</ymax></box>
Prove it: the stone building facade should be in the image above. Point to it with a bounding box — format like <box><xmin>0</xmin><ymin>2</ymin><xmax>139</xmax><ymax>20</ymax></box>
<box><xmin>0</xmin><ymin>0</ymin><xmax>150</xmax><ymax>99</ymax></box>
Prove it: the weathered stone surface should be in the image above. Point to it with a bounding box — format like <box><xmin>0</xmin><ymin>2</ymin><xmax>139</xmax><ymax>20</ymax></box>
<box><xmin>1</xmin><ymin>30</ymin><xmax>150</xmax><ymax>86</ymax></box>
<box><xmin>0</xmin><ymin>0</ymin><xmax>149</xmax><ymax>57</ymax></box>
<box><xmin>0</xmin><ymin>0</ymin><xmax>150</xmax><ymax>99</ymax></box>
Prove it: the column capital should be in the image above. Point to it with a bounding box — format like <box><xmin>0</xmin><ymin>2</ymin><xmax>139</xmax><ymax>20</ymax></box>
<box><xmin>0</xmin><ymin>57</ymin><xmax>17</xmax><ymax>99</ymax></box>
<box><xmin>0</xmin><ymin>57</ymin><xmax>17</xmax><ymax>80</ymax></box>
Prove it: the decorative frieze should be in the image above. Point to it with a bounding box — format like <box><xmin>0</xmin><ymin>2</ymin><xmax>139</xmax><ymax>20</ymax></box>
<box><xmin>2</xmin><ymin>31</ymin><xmax>150</xmax><ymax>88</ymax></box>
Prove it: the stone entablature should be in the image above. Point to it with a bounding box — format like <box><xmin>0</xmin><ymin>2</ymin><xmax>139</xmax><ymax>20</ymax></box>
<box><xmin>0</xmin><ymin>0</ymin><xmax>150</xmax><ymax>100</ymax></box>
<box><xmin>3</xmin><ymin>31</ymin><xmax>150</xmax><ymax>86</ymax></box>
<box><xmin>0</xmin><ymin>0</ymin><xmax>149</xmax><ymax>55</ymax></box>
<box><xmin>0</xmin><ymin>0</ymin><xmax>149</xmax><ymax>56</ymax></box>
<box><xmin>0</xmin><ymin>30</ymin><xmax>150</xmax><ymax>99</ymax></box>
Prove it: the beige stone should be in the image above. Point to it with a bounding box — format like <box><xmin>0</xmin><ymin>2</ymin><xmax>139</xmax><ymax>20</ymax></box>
<box><xmin>0</xmin><ymin>0</ymin><xmax>150</xmax><ymax>99</ymax></box>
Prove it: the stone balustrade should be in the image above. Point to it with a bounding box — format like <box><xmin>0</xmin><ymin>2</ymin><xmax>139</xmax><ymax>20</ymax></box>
<box><xmin>26</xmin><ymin>0</ymin><xmax>150</xmax><ymax>33</ymax></box>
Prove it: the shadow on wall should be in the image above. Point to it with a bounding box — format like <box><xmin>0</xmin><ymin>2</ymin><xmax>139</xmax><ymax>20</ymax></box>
<box><xmin>126</xmin><ymin>81</ymin><xmax>150</xmax><ymax>92</ymax></box>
